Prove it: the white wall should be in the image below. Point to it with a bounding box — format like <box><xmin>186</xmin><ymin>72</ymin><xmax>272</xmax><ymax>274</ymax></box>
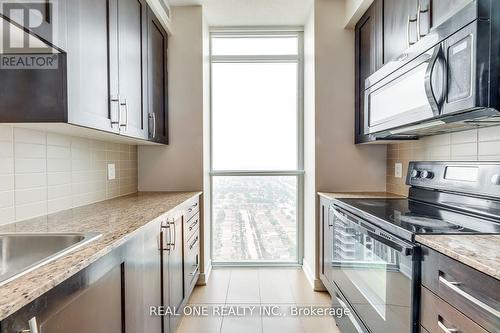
<box><xmin>302</xmin><ymin>6</ymin><xmax>317</xmax><ymax>288</ymax></box>
<box><xmin>305</xmin><ymin>0</ymin><xmax>386</xmax><ymax>288</ymax></box>
<box><xmin>138</xmin><ymin>6</ymin><xmax>204</xmax><ymax>192</ymax></box>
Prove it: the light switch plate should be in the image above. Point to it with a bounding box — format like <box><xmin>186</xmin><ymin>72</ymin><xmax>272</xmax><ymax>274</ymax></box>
<box><xmin>395</xmin><ymin>163</ymin><xmax>403</xmax><ymax>178</ymax></box>
<box><xmin>107</xmin><ymin>163</ymin><xmax>116</xmax><ymax>180</ymax></box>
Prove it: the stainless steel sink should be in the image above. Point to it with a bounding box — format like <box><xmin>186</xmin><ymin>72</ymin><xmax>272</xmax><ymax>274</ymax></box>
<box><xmin>0</xmin><ymin>233</ymin><xmax>102</xmax><ymax>286</ymax></box>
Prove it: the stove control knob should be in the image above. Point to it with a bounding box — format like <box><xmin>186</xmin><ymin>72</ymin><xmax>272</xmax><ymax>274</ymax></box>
<box><xmin>421</xmin><ymin>170</ymin><xmax>434</xmax><ymax>179</ymax></box>
<box><xmin>411</xmin><ymin>170</ymin><xmax>421</xmax><ymax>178</ymax></box>
<box><xmin>492</xmin><ymin>174</ymin><xmax>500</xmax><ymax>185</ymax></box>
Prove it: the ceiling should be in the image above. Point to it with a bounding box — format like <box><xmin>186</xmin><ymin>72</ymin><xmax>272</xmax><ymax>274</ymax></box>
<box><xmin>167</xmin><ymin>0</ymin><xmax>314</xmax><ymax>26</ymax></box>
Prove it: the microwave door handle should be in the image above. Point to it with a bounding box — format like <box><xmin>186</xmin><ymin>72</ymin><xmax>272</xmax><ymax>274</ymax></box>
<box><xmin>425</xmin><ymin>45</ymin><xmax>446</xmax><ymax>116</ymax></box>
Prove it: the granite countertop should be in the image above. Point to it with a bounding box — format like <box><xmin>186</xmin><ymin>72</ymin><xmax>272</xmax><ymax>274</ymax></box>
<box><xmin>318</xmin><ymin>191</ymin><xmax>405</xmax><ymax>200</ymax></box>
<box><xmin>0</xmin><ymin>191</ymin><xmax>201</xmax><ymax>321</ymax></box>
<box><xmin>416</xmin><ymin>235</ymin><xmax>500</xmax><ymax>280</ymax></box>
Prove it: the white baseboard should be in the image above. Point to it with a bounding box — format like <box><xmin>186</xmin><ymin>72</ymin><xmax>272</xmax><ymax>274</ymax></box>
<box><xmin>302</xmin><ymin>259</ymin><xmax>326</xmax><ymax>292</ymax></box>
<box><xmin>197</xmin><ymin>260</ymin><xmax>212</xmax><ymax>285</ymax></box>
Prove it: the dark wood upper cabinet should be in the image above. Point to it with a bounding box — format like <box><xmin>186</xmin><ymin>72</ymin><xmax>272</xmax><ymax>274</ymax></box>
<box><xmin>0</xmin><ymin>0</ymin><xmax>169</xmax><ymax>144</ymax></box>
<box><xmin>383</xmin><ymin>0</ymin><xmax>419</xmax><ymax>63</ymax></box>
<box><xmin>354</xmin><ymin>0</ymin><xmax>383</xmax><ymax>144</ymax></box>
<box><xmin>115</xmin><ymin>0</ymin><xmax>149</xmax><ymax>140</ymax></box>
<box><xmin>147</xmin><ymin>7</ymin><xmax>169</xmax><ymax>144</ymax></box>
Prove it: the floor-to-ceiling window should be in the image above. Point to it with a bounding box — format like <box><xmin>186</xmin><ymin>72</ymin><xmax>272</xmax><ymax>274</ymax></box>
<box><xmin>210</xmin><ymin>30</ymin><xmax>304</xmax><ymax>264</ymax></box>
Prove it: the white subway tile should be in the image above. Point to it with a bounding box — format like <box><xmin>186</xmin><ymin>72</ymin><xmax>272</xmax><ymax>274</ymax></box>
<box><xmin>47</xmin><ymin>146</ymin><xmax>71</xmax><ymax>159</ymax></box>
<box><xmin>0</xmin><ymin>207</ymin><xmax>15</xmax><ymax>225</ymax></box>
<box><xmin>0</xmin><ymin>158</ymin><xmax>14</xmax><ymax>174</ymax></box>
<box><xmin>15</xmin><ymin>143</ymin><xmax>46</xmax><ymax>158</ymax></box>
<box><xmin>0</xmin><ymin>191</ymin><xmax>14</xmax><ymax>208</ymax></box>
<box><xmin>478</xmin><ymin>126</ymin><xmax>500</xmax><ymax>142</ymax></box>
<box><xmin>0</xmin><ymin>175</ymin><xmax>15</xmax><ymax>191</ymax></box>
<box><xmin>478</xmin><ymin>141</ymin><xmax>500</xmax><ymax>156</ymax></box>
<box><xmin>451</xmin><ymin>142</ymin><xmax>477</xmax><ymax>157</ymax></box>
<box><xmin>48</xmin><ymin>197</ymin><xmax>72</xmax><ymax>214</ymax></box>
<box><xmin>0</xmin><ymin>142</ymin><xmax>13</xmax><ymax>157</ymax></box>
<box><xmin>15</xmin><ymin>173</ymin><xmax>47</xmax><ymax>189</ymax></box>
<box><xmin>47</xmin><ymin>159</ymin><xmax>71</xmax><ymax>172</ymax></box>
<box><xmin>0</xmin><ymin>125</ymin><xmax>13</xmax><ymax>142</ymax></box>
<box><xmin>451</xmin><ymin>130</ymin><xmax>477</xmax><ymax>144</ymax></box>
<box><xmin>15</xmin><ymin>158</ymin><xmax>46</xmax><ymax>173</ymax></box>
<box><xmin>14</xmin><ymin>127</ymin><xmax>46</xmax><ymax>144</ymax></box>
<box><xmin>15</xmin><ymin>202</ymin><xmax>47</xmax><ymax>221</ymax></box>
<box><xmin>48</xmin><ymin>184</ymin><xmax>71</xmax><ymax>200</ymax></box>
<box><xmin>15</xmin><ymin>187</ymin><xmax>47</xmax><ymax>205</ymax></box>
<box><xmin>71</xmin><ymin>159</ymin><xmax>91</xmax><ymax>171</ymax></box>
<box><xmin>47</xmin><ymin>172</ymin><xmax>71</xmax><ymax>186</ymax></box>
<box><xmin>47</xmin><ymin>133</ymin><xmax>71</xmax><ymax>147</ymax></box>
<box><xmin>71</xmin><ymin>137</ymin><xmax>90</xmax><ymax>149</ymax></box>
<box><xmin>71</xmin><ymin>147</ymin><xmax>91</xmax><ymax>160</ymax></box>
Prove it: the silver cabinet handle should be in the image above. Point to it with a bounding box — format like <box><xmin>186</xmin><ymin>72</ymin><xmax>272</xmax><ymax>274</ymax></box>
<box><xmin>169</xmin><ymin>219</ymin><xmax>176</xmax><ymax>251</ymax></box>
<box><xmin>407</xmin><ymin>15</ymin><xmax>418</xmax><ymax>47</ymax></box>
<box><xmin>160</xmin><ymin>224</ymin><xmax>171</xmax><ymax>252</ymax></box>
<box><xmin>19</xmin><ymin>317</ymin><xmax>38</xmax><ymax>333</ymax></box>
<box><xmin>439</xmin><ymin>275</ymin><xmax>500</xmax><ymax>318</ymax></box>
<box><xmin>189</xmin><ymin>236</ymin><xmax>199</xmax><ymax>250</ymax></box>
<box><xmin>152</xmin><ymin>112</ymin><xmax>156</xmax><ymax>138</ymax></box>
<box><xmin>119</xmin><ymin>98</ymin><xmax>128</xmax><ymax>131</ymax></box>
<box><xmin>417</xmin><ymin>1</ymin><xmax>431</xmax><ymax>39</ymax></box>
<box><xmin>189</xmin><ymin>264</ymin><xmax>200</xmax><ymax>276</ymax></box>
<box><xmin>437</xmin><ymin>320</ymin><xmax>458</xmax><ymax>333</ymax></box>
<box><xmin>110</xmin><ymin>95</ymin><xmax>121</xmax><ymax>128</ymax></box>
<box><xmin>189</xmin><ymin>218</ymin><xmax>199</xmax><ymax>231</ymax></box>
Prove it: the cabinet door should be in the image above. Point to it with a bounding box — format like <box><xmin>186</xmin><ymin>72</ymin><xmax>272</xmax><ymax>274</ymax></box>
<box><xmin>116</xmin><ymin>0</ymin><xmax>148</xmax><ymax>139</ymax></box>
<box><xmin>384</xmin><ymin>0</ymin><xmax>418</xmax><ymax>63</ymax></box>
<box><xmin>147</xmin><ymin>7</ymin><xmax>169</xmax><ymax>144</ymax></box>
<box><xmin>168</xmin><ymin>215</ymin><xmax>184</xmax><ymax>332</ymax></box>
<box><xmin>66</xmin><ymin>0</ymin><xmax>118</xmax><ymax>133</ymax></box>
<box><xmin>143</xmin><ymin>220</ymin><xmax>163</xmax><ymax>333</ymax></box>
<box><xmin>354</xmin><ymin>0</ymin><xmax>382</xmax><ymax>144</ymax></box>
<box><xmin>431</xmin><ymin>0</ymin><xmax>472</xmax><ymax>29</ymax></box>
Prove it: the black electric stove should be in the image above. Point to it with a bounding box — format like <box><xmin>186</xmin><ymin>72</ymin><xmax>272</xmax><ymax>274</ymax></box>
<box><xmin>329</xmin><ymin>162</ymin><xmax>500</xmax><ymax>333</ymax></box>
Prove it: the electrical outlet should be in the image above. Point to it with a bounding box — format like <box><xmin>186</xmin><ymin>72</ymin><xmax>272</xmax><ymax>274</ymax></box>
<box><xmin>395</xmin><ymin>163</ymin><xmax>403</xmax><ymax>178</ymax></box>
<box><xmin>107</xmin><ymin>163</ymin><xmax>116</xmax><ymax>180</ymax></box>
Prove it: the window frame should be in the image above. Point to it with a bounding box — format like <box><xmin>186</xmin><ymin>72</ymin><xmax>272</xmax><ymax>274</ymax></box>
<box><xmin>209</xmin><ymin>28</ymin><xmax>305</xmax><ymax>266</ymax></box>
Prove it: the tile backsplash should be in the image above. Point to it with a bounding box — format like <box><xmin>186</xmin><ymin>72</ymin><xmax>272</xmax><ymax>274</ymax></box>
<box><xmin>387</xmin><ymin>126</ymin><xmax>500</xmax><ymax>196</ymax></box>
<box><xmin>0</xmin><ymin>125</ymin><xmax>138</xmax><ymax>225</ymax></box>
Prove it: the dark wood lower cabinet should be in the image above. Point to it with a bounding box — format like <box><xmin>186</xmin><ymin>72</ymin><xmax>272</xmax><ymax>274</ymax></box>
<box><xmin>0</xmin><ymin>195</ymin><xmax>202</xmax><ymax>333</ymax></box>
<box><xmin>0</xmin><ymin>252</ymin><xmax>125</xmax><ymax>333</ymax></box>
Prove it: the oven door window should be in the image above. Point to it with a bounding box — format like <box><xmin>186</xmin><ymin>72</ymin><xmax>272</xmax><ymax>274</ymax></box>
<box><xmin>331</xmin><ymin>211</ymin><xmax>414</xmax><ymax>333</ymax></box>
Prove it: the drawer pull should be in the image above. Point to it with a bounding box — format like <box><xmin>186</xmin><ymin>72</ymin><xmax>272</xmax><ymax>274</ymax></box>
<box><xmin>189</xmin><ymin>219</ymin><xmax>199</xmax><ymax>231</ymax></box>
<box><xmin>439</xmin><ymin>276</ymin><xmax>500</xmax><ymax>318</ymax></box>
<box><xmin>437</xmin><ymin>320</ymin><xmax>458</xmax><ymax>333</ymax></box>
<box><xmin>189</xmin><ymin>264</ymin><xmax>200</xmax><ymax>276</ymax></box>
<box><xmin>189</xmin><ymin>236</ymin><xmax>199</xmax><ymax>250</ymax></box>
<box><xmin>19</xmin><ymin>317</ymin><xmax>38</xmax><ymax>333</ymax></box>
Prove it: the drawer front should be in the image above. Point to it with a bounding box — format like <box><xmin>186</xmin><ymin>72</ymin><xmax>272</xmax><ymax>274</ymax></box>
<box><xmin>185</xmin><ymin>212</ymin><xmax>200</xmax><ymax>241</ymax></box>
<box><xmin>185</xmin><ymin>197</ymin><xmax>199</xmax><ymax>222</ymax></box>
<box><xmin>421</xmin><ymin>287</ymin><xmax>489</xmax><ymax>333</ymax></box>
<box><xmin>421</xmin><ymin>247</ymin><xmax>500</xmax><ymax>332</ymax></box>
<box><xmin>184</xmin><ymin>229</ymin><xmax>200</xmax><ymax>295</ymax></box>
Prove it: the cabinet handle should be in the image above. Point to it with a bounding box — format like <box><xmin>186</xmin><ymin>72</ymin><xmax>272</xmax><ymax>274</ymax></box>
<box><xmin>169</xmin><ymin>220</ymin><xmax>176</xmax><ymax>251</ymax></box>
<box><xmin>407</xmin><ymin>15</ymin><xmax>418</xmax><ymax>47</ymax></box>
<box><xmin>119</xmin><ymin>98</ymin><xmax>128</xmax><ymax>131</ymax></box>
<box><xmin>437</xmin><ymin>319</ymin><xmax>458</xmax><ymax>333</ymax></box>
<box><xmin>417</xmin><ymin>2</ymin><xmax>431</xmax><ymax>39</ymax></box>
<box><xmin>150</xmin><ymin>112</ymin><xmax>157</xmax><ymax>138</ymax></box>
<box><xmin>189</xmin><ymin>264</ymin><xmax>200</xmax><ymax>276</ymax></box>
<box><xmin>189</xmin><ymin>236</ymin><xmax>199</xmax><ymax>250</ymax></box>
<box><xmin>110</xmin><ymin>95</ymin><xmax>121</xmax><ymax>128</ymax></box>
<box><xmin>189</xmin><ymin>218</ymin><xmax>199</xmax><ymax>231</ymax></box>
<box><xmin>19</xmin><ymin>317</ymin><xmax>38</xmax><ymax>333</ymax></box>
<box><xmin>439</xmin><ymin>275</ymin><xmax>500</xmax><ymax>317</ymax></box>
<box><xmin>160</xmin><ymin>224</ymin><xmax>170</xmax><ymax>252</ymax></box>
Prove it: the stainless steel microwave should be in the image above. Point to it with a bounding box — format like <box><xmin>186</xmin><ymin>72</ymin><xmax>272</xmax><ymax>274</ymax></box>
<box><xmin>364</xmin><ymin>0</ymin><xmax>500</xmax><ymax>138</ymax></box>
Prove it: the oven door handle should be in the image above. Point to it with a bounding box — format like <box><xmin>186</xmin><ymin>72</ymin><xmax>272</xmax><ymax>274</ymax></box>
<box><xmin>332</xmin><ymin>205</ymin><xmax>417</xmax><ymax>257</ymax></box>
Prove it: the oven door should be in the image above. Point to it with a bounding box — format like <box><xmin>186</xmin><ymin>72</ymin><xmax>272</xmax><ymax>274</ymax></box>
<box><xmin>331</xmin><ymin>206</ymin><xmax>420</xmax><ymax>333</ymax></box>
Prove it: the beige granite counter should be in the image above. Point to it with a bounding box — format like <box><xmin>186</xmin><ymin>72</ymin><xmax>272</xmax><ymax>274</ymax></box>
<box><xmin>0</xmin><ymin>191</ymin><xmax>201</xmax><ymax>321</ymax></box>
<box><xmin>318</xmin><ymin>192</ymin><xmax>405</xmax><ymax>200</ymax></box>
<box><xmin>416</xmin><ymin>235</ymin><xmax>500</xmax><ymax>280</ymax></box>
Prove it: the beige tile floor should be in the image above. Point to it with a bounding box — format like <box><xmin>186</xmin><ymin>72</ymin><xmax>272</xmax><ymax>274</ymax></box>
<box><xmin>177</xmin><ymin>268</ymin><xmax>342</xmax><ymax>333</ymax></box>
